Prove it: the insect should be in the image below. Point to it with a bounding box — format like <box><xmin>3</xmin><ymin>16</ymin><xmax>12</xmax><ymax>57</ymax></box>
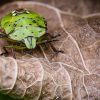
<box><xmin>0</xmin><ymin>9</ymin><xmax>62</xmax><ymax>55</ymax></box>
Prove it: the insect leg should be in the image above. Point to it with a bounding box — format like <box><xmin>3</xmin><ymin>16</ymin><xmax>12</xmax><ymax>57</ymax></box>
<box><xmin>0</xmin><ymin>33</ymin><xmax>7</xmax><ymax>38</ymax></box>
<box><xmin>37</xmin><ymin>38</ymin><xmax>64</xmax><ymax>54</ymax></box>
<box><xmin>0</xmin><ymin>45</ymin><xmax>27</xmax><ymax>58</ymax></box>
<box><xmin>4</xmin><ymin>45</ymin><xmax>27</xmax><ymax>50</ymax></box>
<box><xmin>0</xmin><ymin>46</ymin><xmax>8</xmax><ymax>56</ymax></box>
<box><xmin>48</xmin><ymin>42</ymin><xmax>64</xmax><ymax>55</ymax></box>
<box><xmin>37</xmin><ymin>33</ymin><xmax>64</xmax><ymax>55</ymax></box>
<box><xmin>37</xmin><ymin>39</ymin><xmax>59</xmax><ymax>44</ymax></box>
<box><xmin>46</xmin><ymin>33</ymin><xmax>64</xmax><ymax>54</ymax></box>
<box><xmin>0</xmin><ymin>28</ymin><xmax>7</xmax><ymax>38</ymax></box>
<box><xmin>46</xmin><ymin>33</ymin><xmax>61</xmax><ymax>39</ymax></box>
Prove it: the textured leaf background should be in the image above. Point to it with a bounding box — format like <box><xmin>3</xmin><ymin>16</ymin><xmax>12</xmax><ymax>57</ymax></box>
<box><xmin>0</xmin><ymin>0</ymin><xmax>100</xmax><ymax>100</ymax></box>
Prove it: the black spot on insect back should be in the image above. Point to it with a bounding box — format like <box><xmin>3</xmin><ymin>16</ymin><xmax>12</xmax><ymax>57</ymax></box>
<box><xmin>20</xmin><ymin>25</ymin><xmax>23</xmax><ymax>27</ymax></box>
<box><xmin>33</xmin><ymin>20</ymin><xmax>36</xmax><ymax>23</ymax></box>
<box><xmin>14</xmin><ymin>19</ymin><xmax>21</xmax><ymax>24</ymax></box>
<box><xmin>14</xmin><ymin>35</ymin><xmax>17</xmax><ymax>37</ymax></box>
<box><xmin>13</xmin><ymin>24</ymin><xmax>17</xmax><ymax>27</ymax></box>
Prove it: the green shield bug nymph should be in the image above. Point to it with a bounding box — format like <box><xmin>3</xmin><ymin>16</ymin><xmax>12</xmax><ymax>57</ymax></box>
<box><xmin>0</xmin><ymin>9</ymin><xmax>63</xmax><ymax>56</ymax></box>
<box><xmin>0</xmin><ymin>9</ymin><xmax>47</xmax><ymax>49</ymax></box>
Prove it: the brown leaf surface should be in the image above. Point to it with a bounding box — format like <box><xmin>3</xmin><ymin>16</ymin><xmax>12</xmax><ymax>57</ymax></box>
<box><xmin>0</xmin><ymin>1</ymin><xmax>100</xmax><ymax>100</ymax></box>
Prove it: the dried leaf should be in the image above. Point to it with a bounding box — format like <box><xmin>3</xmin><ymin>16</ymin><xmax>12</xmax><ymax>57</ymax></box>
<box><xmin>0</xmin><ymin>1</ymin><xmax>100</xmax><ymax>100</ymax></box>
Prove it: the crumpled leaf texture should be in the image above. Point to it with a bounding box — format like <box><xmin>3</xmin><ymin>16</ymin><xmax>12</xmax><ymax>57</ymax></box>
<box><xmin>0</xmin><ymin>1</ymin><xmax>100</xmax><ymax>100</ymax></box>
